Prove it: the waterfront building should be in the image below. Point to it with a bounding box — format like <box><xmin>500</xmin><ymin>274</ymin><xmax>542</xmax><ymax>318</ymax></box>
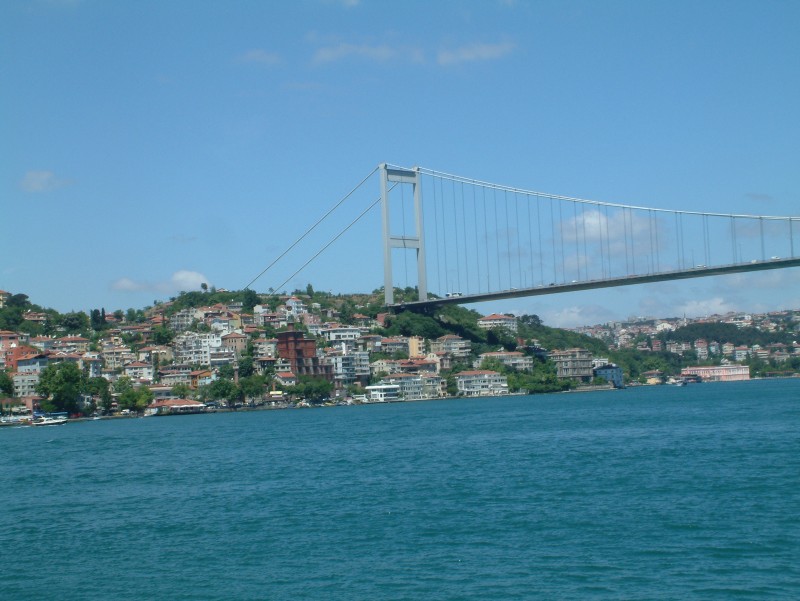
<box><xmin>681</xmin><ymin>365</ymin><xmax>750</xmax><ymax>382</ymax></box>
<box><xmin>379</xmin><ymin>374</ymin><xmax>425</xmax><ymax>401</ymax></box>
<box><xmin>364</xmin><ymin>383</ymin><xmax>400</xmax><ymax>403</ymax></box>
<box><xmin>145</xmin><ymin>398</ymin><xmax>207</xmax><ymax>416</ymax></box>
<box><xmin>549</xmin><ymin>348</ymin><xmax>594</xmax><ymax>382</ymax></box>
<box><xmin>641</xmin><ymin>370</ymin><xmax>664</xmax><ymax>385</ymax></box>
<box><xmin>593</xmin><ymin>363</ymin><xmax>625</xmax><ymax>388</ymax></box>
<box><xmin>454</xmin><ymin>370</ymin><xmax>509</xmax><ymax>397</ymax></box>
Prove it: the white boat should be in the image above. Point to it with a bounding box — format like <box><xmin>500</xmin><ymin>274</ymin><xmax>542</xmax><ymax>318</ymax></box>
<box><xmin>32</xmin><ymin>416</ymin><xmax>68</xmax><ymax>426</ymax></box>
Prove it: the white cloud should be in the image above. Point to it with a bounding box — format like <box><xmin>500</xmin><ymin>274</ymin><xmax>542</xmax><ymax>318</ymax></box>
<box><xmin>20</xmin><ymin>170</ymin><xmax>71</xmax><ymax>193</ymax></box>
<box><xmin>313</xmin><ymin>42</ymin><xmax>411</xmax><ymax>64</ymax></box>
<box><xmin>676</xmin><ymin>297</ymin><xmax>737</xmax><ymax>318</ymax></box>
<box><xmin>542</xmin><ymin>304</ymin><xmax>616</xmax><ymax>328</ymax></box>
<box><xmin>437</xmin><ymin>41</ymin><xmax>514</xmax><ymax>66</ymax></box>
<box><xmin>237</xmin><ymin>49</ymin><xmax>281</xmax><ymax>66</ymax></box>
<box><xmin>111</xmin><ymin>270</ymin><xmax>210</xmax><ymax>295</ymax></box>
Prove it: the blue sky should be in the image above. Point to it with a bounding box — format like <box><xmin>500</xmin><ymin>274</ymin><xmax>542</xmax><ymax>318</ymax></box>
<box><xmin>3</xmin><ymin>0</ymin><xmax>799</xmax><ymax>327</ymax></box>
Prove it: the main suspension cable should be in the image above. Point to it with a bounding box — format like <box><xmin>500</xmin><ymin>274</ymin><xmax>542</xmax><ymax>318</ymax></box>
<box><xmin>244</xmin><ymin>166</ymin><xmax>378</xmax><ymax>290</ymax></box>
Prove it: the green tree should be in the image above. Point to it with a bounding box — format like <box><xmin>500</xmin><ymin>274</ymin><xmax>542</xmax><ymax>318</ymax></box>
<box><xmin>239</xmin><ymin>375</ymin><xmax>266</xmax><ymax>403</ymax></box>
<box><xmin>289</xmin><ymin>377</ymin><xmax>332</xmax><ymax>404</ymax></box>
<box><xmin>7</xmin><ymin>293</ymin><xmax>30</xmax><ymax>309</ymax></box>
<box><xmin>201</xmin><ymin>378</ymin><xmax>240</xmax><ymax>408</ymax></box>
<box><xmin>60</xmin><ymin>311</ymin><xmax>90</xmax><ymax>334</ymax></box>
<box><xmin>0</xmin><ymin>370</ymin><xmax>14</xmax><ymax>396</ymax></box>
<box><xmin>171</xmin><ymin>383</ymin><xmax>193</xmax><ymax>399</ymax></box>
<box><xmin>86</xmin><ymin>377</ymin><xmax>112</xmax><ymax>412</ymax></box>
<box><xmin>36</xmin><ymin>362</ymin><xmax>86</xmax><ymax>413</ymax></box>
<box><xmin>152</xmin><ymin>326</ymin><xmax>174</xmax><ymax>345</ymax></box>
<box><xmin>241</xmin><ymin>289</ymin><xmax>260</xmax><ymax>312</ymax></box>
<box><xmin>117</xmin><ymin>382</ymin><xmax>153</xmax><ymax>414</ymax></box>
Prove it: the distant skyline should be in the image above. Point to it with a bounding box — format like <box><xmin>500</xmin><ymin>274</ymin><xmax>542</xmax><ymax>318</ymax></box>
<box><xmin>3</xmin><ymin>0</ymin><xmax>799</xmax><ymax>328</ymax></box>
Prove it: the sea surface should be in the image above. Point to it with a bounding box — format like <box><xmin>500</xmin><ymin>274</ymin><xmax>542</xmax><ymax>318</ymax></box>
<box><xmin>2</xmin><ymin>379</ymin><xmax>799</xmax><ymax>600</ymax></box>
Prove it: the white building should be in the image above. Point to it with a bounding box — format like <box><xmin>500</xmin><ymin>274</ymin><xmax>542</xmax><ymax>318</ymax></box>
<box><xmin>365</xmin><ymin>383</ymin><xmax>400</xmax><ymax>403</ymax></box>
<box><xmin>454</xmin><ymin>370</ymin><xmax>509</xmax><ymax>397</ymax></box>
<box><xmin>476</xmin><ymin>351</ymin><xmax>533</xmax><ymax>372</ymax></box>
<box><xmin>173</xmin><ymin>332</ymin><xmax>222</xmax><ymax>366</ymax></box>
<box><xmin>13</xmin><ymin>372</ymin><xmax>40</xmax><ymax>398</ymax></box>
<box><xmin>430</xmin><ymin>334</ymin><xmax>472</xmax><ymax>359</ymax></box>
<box><xmin>321</xmin><ymin>325</ymin><xmax>363</xmax><ymax>344</ymax></box>
<box><xmin>123</xmin><ymin>361</ymin><xmax>154</xmax><ymax>382</ymax></box>
<box><xmin>477</xmin><ymin>313</ymin><xmax>518</xmax><ymax>333</ymax></box>
<box><xmin>327</xmin><ymin>350</ymin><xmax>371</xmax><ymax>386</ymax></box>
<box><xmin>379</xmin><ymin>374</ymin><xmax>424</xmax><ymax>401</ymax></box>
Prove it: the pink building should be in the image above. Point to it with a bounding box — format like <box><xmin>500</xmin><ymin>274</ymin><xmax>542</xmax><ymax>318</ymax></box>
<box><xmin>680</xmin><ymin>365</ymin><xmax>750</xmax><ymax>382</ymax></box>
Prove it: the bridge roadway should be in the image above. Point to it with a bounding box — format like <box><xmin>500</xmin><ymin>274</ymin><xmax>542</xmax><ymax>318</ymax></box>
<box><xmin>389</xmin><ymin>257</ymin><xmax>800</xmax><ymax>311</ymax></box>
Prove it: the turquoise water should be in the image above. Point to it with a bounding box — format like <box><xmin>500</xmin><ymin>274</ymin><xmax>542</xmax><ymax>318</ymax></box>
<box><xmin>2</xmin><ymin>380</ymin><xmax>799</xmax><ymax>600</ymax></box>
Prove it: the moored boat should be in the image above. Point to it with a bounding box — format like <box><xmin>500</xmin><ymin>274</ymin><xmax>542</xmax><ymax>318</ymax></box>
<box><xmin>32</xmin><ymin>416</ymin><xmax>68</xmax><ymax>426</ymax></box>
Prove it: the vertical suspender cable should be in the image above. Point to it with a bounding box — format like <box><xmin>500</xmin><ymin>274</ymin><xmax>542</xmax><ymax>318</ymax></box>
<box><xmin>432</xmin><ymin>175</ymin><xmax>442</xmax><ymax>294</ymax></box>
<box><xmin>515</xmin><ymin>191</ymin><xmax>522</xmax><ymax>287</ymax></box>
<box><xmin>581</xmin><ymin>204</ymin><xmax>589</xmax><ymax>281</ymax></box>
<box><xmin>453</xmin><ymin>180</ymin><xmax>462</xmax><ymax>294</ymax></box>
<box><xmin>441</xmin><ymin>177</ymin><xmax>450</xmax><ymax>293</ymax></box>
<box><xmin>648</xmin><ymin>210</ymin><xmax>655</xmax><ymax>274</ymax></box>
<box><xmin>537</xmin><ymin>194</ymin><xmax>544</xmax><ymax>286</ymax></box>
<box><xmin>483</xmin><ymin>187</ymin><xmax>490</xmax><ymax>291</ymax></box>
<box><xmin>558</xmin><ymin>200</ymin><xmax>566</xmax><ymax>283</ymax></box>
<box><xmin>461</xmin><ymin>182</ymin><xmax>470</xmax><ymax>295</ymax></box>
<box><xmin>473</xmin><ymin>184</ymin><xmax>481</xmax><ymax>293</ymax></box>
<box><xmin>624</xmin><ymin>208</ymin><xmax>631</xmax><ymax>275</ymax></box>
<box><xmin>598</xmin><ymin>208</ymin><xmax>606</xmax><ymax>279</ymax></box>
<box><xmin>526</xmin><ymin>192</ymin><xmax>534</xmax><ymax>289</ymax></box>
<box><xmin>495</xmin><ymin>188</ymin><xmax>502</xmax><ymax>290</ymax></box>
<box><xmin>573</xmin><ymin>202</ymin><xmax>580</xmax><ymax>281</ymax></box>
<box><xmin>654</xmin><ymin>211</ymin><xmax>661</xmax><ymax>273</ymax></box>
<box><xmin>504</xmin><ymin>190</ymin><xmax>513</xmax><ymax>289</ymax></box>
<box><xmin>550</xmin><ymin>197</ymin><xmax>557</xmax><ymax>284</ymax></box>
<box><xmin>604</xmin><ymin>205</ymin><xmax>611</xmax><ymax>278</ymax></box>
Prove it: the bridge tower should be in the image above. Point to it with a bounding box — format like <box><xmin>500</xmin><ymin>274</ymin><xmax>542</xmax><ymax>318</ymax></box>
<box><xmin>380</xmin><ymin>164</ymin><xmax>427</xmax><ymax>305</ymax></box>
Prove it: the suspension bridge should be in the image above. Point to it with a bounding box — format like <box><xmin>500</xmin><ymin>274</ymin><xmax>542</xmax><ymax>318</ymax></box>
<box><xmin>246</xmin><ymin>164</ymin><xmax>800</xmax><ymax>310</ymax></box>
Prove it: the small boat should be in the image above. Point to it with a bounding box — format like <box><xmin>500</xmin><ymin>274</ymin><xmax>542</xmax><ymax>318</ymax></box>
<box><xmin>32</xmin><ymin>416</ymin><xmax>68</xmax><ymax>426</ymax></box>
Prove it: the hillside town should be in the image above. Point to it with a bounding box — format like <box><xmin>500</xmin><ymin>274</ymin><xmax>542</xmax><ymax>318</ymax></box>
<box><xmin>1</xmin><ymin>286</ymin><xmax>799</xmax><ymax>422</ymax></box>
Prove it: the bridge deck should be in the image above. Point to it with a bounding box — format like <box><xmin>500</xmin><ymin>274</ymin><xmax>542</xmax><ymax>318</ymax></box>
<box><xmin>389</xmin><ymin>257</ymin><xmax>800</xmax><ymax>311</ymax></box>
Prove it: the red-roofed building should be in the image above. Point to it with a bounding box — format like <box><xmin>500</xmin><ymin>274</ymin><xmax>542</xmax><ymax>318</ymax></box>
<box><xmin>145</xmin><ymin>398</ymin><xmax>207</xmax><ymax>416</ymax></box>
<box><xmin>477</xmin><ymin>313</ymin><xmax>518</xmax><ymax>333</ymax></box>
<box><xmin>275</xmin><ymin>371</ymin><xmax>297</xmax><ymax>386</ymax></box>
